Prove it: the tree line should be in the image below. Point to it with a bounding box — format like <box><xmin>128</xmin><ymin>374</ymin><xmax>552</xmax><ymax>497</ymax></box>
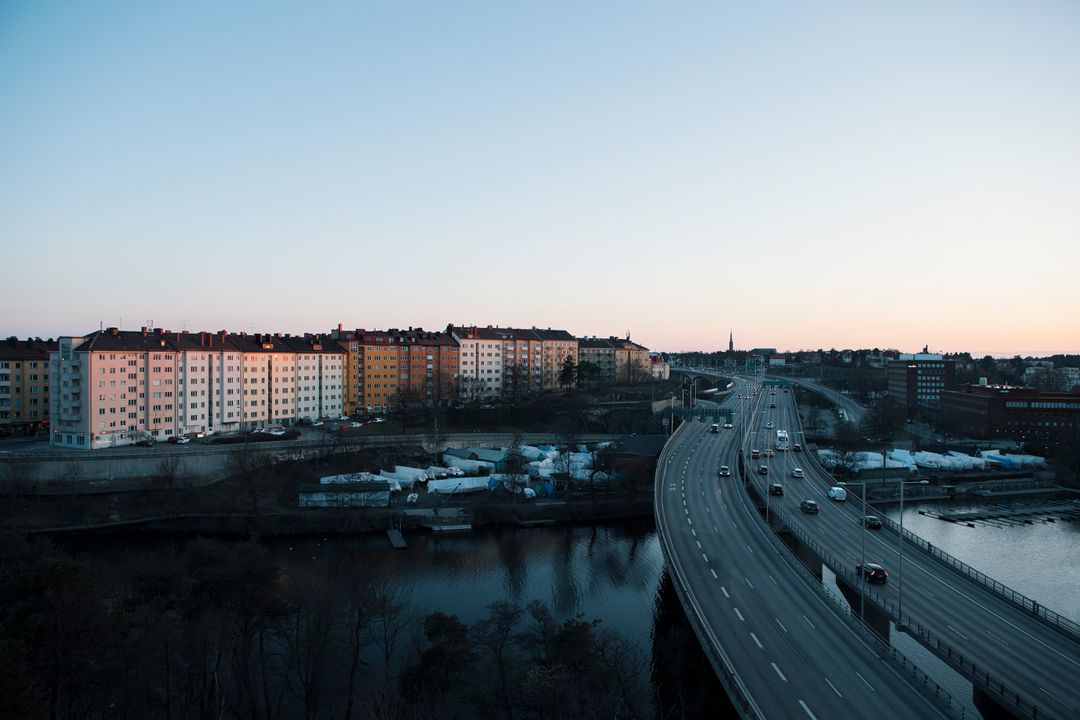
<box><xmin>0</xmin><ymin>534</ymin><xmax>653</xmax><ymax>720</ymax></box>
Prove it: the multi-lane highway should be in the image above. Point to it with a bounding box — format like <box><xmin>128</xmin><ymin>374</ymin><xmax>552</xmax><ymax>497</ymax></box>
<box><xmin>744</xmin><ymin>386</ymin><xmax>1080</xmax><ymax>719</ymax></box>
<box><xmin>655</xmin><ymin>381</ymin><xmax>959</xmax><ymax>719</ymax></box>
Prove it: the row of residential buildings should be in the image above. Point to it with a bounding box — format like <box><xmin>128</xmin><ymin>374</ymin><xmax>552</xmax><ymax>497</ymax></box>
<box><xmin>1</xmin><ymin>325</ymin><xmax>656</xmax><ymax>450</ymax></box>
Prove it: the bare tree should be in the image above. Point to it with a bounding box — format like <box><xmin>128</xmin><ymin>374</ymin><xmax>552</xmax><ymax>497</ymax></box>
<box><xmin>156</xmin><ymin>454</ymin><xmax>185</xmax><ymax>488</ymax></box>
<box><xmin>228</xmin><ymin>444</ymin><xmax>271</xmax><ymax>520</ymax></box>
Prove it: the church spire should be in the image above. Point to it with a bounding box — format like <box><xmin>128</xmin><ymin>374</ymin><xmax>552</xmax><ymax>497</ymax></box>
<box><xmin>728</xmin><ymin>330</ymin><xmax>734</xmax><ymax>353</ymax></box>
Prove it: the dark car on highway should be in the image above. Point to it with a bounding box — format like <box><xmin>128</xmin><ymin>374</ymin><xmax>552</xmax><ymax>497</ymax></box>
<box><xmin>768</xmin><ymin>483</ymin><xmax>784</xmax><ymax>496</ymax></box>
<box><xmin>800</xmin><ymin>500</ymin><xmax>819</xmax><ymax>514</ymax></box>
<box><xmin>855</xmin><ymin>563</ymin><xmax>888</xmax><ymax>584</ymax></box>
<box><xmin>863</xmin><ymin>515</ymin><xmax>883</xmax><ymax>529</ymax></box>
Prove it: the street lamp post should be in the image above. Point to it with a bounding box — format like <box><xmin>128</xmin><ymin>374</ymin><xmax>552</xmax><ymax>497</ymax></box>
<box><xmin>897</xmin><ymin>477</ymin><xmax>929</xmax><ymax>626</ymax></box>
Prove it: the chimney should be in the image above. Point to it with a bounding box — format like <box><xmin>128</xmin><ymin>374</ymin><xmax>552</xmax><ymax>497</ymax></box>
<box><xmin>141</xmin><ymin>326</ymin><xmax>148</xmax><ymax>336</ymax></box>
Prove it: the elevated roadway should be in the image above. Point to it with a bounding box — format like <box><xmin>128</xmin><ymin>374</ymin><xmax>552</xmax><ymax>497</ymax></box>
<box><xmin>655</xmin><ymin>382</ymin><xmax>961</xmax><ymax>719</ymax></box>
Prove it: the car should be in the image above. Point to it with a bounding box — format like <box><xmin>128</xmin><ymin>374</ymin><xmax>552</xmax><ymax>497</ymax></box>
<box><xmin>372</xmin><ymin>417</ymin><xmax>386</xmax><ymax>424</ymax></box>
<box><xmin>765</xmin><ymin>449</ymin><xmax>774</xmax><ymax>457</ymax></box>
<box><xmin>166</xmin><ymin>436</ymin><xmax>180</xmax><ymax>444</ymax></box>
<box><xmin>765</xmin><ymin>421</ymin><xmax>774</xmax><ymax>429</ymax></box>
<box><xmin>338</xmin><ymin>415</ymin><xmax>349</xmax><ymax>421</ymax></box>
<box><xmin>176</xmin><ymin>436</ymin><xmax>191</xmax><ymax>444</ymax></box>
<box><xmin>313</xmin><ymin>420</ymin><xmax>324</xmax><ymax>426</ymax></box>
<box><xmin>863</xmin><ymin>515</ymin><xmax>883</xmax><ymax>529</ymax></box>
<box><xmin>758</xmin><ymin>465</ymin><xmax>769</xmax><ymax>475</ymax></box>
<box><xmin>718</xmin><ymin>465</ymin><xmax>731</xmax><ymax>477</ymax></box>
<box><xmin>350</xmin><ymin>421</ymin><xmax>363</xmax><ymax>428</ymax></box>
<box><xmin>751</xmin><ymin>449</ymin><xmax>760</xmax><ymax>459</ymax></box>
<box><xmin>828</xmin><ymin>486</ymin><xmax>848</xmax><ymax>501</ymax></box>
<box><xmin>135</xmin><ymin>439</ymin><xmax>154</xmax><ymax>447</ymax></box>
<box><xmin>769</xmin><ymin>402</ymin><xmax>776</xmax><ymax>408</ymax></box>
<box><xmin>768</xmin><ymin>483</ymin><xmax>784</xmax><ymax>496</ymax></box>
<box><xmin>855</xmin><ymin>563</ymin><xmax>888</xmax><ymax>584</ymax></box>
<box><xmin>800</xmin><ymin>500</ymin><xmax>819</xmax><ymax>514</ymax></box>
<box><xmin>724</xmin><ymin>422</ymin><xmax>733</xmax><ymax>429</ymax></box>
<box><xmin>793</xmin><ymin>443</ymin><xmax>802</xmax><ymax>452</ymax></box>
<box><xmin>710</xmin><ymin>423</ymin><xmax>720</xmax><ymax>433</ymax></box>
<box><xmin>698</xmin><ymin>416</ymin><xmax>706</xmax><ymax>422</ymax></box>
<box><xmin>791</xmin><ymin>467</ymin><xmax>804</xmax><ymax>478</ymax></box>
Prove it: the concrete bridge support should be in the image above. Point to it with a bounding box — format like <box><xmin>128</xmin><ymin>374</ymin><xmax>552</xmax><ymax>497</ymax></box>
<box><xmin>835</xmin><ymin>577</ymin><xmax>891</xmax><ymax>642</ymax></box>
<box><xmin>972</xmin><ymin>687</ymin><xmax>1020</xmax><ymax>720</ymax></box>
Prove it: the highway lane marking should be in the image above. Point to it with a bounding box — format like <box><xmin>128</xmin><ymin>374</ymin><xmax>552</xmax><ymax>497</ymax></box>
<box><xmin>733</xmin><ymin>607</ymin><xmax>744</xmax><ymax>622</ymax></box>
<box><xmin>705</xmin><ymin>506</ymin><xmax>710</xmax><ymax>513</ymax></box>
<box><xmin>769</xmin><ymin>574</ymin><xmax>778</xmax><ymax>585</ymax></box>
<box><xmin>721</xmin><ymin>586</ymin><xmax>730</xmax><ymax>598</ymax></box>
<box><xmin>710</xmin><ymin>569</ymin><xmax>718</xmax><ymax>579</ymax></box>
<box><xmin>691</xmin><ymin>528</ymin><xmax>696</xmax><ymax>537</ymax></box>
<box><xmin>732</xmin><ymin>521</ymin><xmax>738</xmax><ymax>529</ymax></box>
<box><xmin>803</xmin><ymin>615</ymin><xmax>816</xmax><ymax>630</ymax></box>
<box><xmin>775</xmin><ymin>618</ymin><xmax>788</xmax><ymax>633</ymax></box>
<box><xmin>985</xmin><ymin>629</ymin><xmax>1008</xmax><ymax>645</ymax></box>
<box><xmin>746</xmin><ymin>544</ymin><xmax>754</xmax><ymax>554</ymax></box>
<box><xmin>771</xmin><ymin>662</ymin><xmax>787</xmax><ymax>682</ymax></box>
<box><xmin>696</xmin><ymin>540</ymin><xmax>702</xmax><ymax>550</ymax></box>
<box><xmin>687</xmin><ymin>518</ymin><xmax>692</xmax><ymax>525</ymax></box>
<box><xmin>798</xmin><ymin>700</ymin><xmax>818</xmax><ymax>719</ymax></box>
<box><xmin>824</xmin><ymin>678</ymin><xmax>842</xmax><ymax>697</ymax></box>
<box><xmin>750</xmin><ymin>632</ymin><xmax>762</xmax><ymax>649</ymax></box>
<box><xmin>855</xmin><ymin>672</ymin><xmax>875</xmax><ymax>692</ymax></box>
<box><xmin>702</xmin><ymin>553</ymin><xmax>709</xmax><ymax>563</ymax></box>
<box><xmin>946</xmin><ymin>625</ymin><xmax>969</xmax><ymax>641</ymax></box>
<box><xmin>745</xmin><ymin>578</ymin><xmax>754</xmax><ymax>589</ymax></box>
<box><xmin>1039</xmin><ymin>687</ymin><xmax>1064</xmax><ymax>705</ymax></box>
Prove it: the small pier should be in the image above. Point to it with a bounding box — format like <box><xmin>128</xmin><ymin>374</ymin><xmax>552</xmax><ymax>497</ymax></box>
<box><xmin>386</xmin><ymin>528</ymin><xmax>407</xmax><ymax>549</ymax></box>
<box><xmin>920</xmin><ymin>498</ymin><xmax>1080</xmax><ymax>527</ymax></box>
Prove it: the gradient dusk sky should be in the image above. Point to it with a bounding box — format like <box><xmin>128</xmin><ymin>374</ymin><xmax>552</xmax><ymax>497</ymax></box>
<box><xmin>2</xmin><ymin>1</ymin><xmax>1078</xmax><ymax>356</ymax></box>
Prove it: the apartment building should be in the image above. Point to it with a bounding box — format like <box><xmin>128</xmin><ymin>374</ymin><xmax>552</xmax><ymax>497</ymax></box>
<box><xmin>449</xmin><ymin>326</ymin><xmax>506</xmax><ymax>399</ymax></box>
<box><xmin>332</xmin><ymin>328</ymin><xmax>459</xmax><ymax>413</ymax></box>
<box><xmin>0</xmin><ymin>337</ymin><xmax>56</xmax><ymax>436</ymax></box>
<box><xmin>50</xmin><ymin>328</ymin><xmax>344</xmax><ymax>450</ymax></box>
<box><xmin>531</xmin><ymin>328</ymin><xmax>579</xmax><ymax>390</ymax></box>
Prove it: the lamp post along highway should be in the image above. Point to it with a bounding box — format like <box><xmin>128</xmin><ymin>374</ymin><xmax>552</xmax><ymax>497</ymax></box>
<box><xmin>897</xmin><ymin>476</ymin><xmax>929</xmax><ymax>626</ymax></box>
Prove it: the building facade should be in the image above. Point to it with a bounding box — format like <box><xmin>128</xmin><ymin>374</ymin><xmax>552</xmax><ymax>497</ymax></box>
<box><xmin>0</xmin><ymin>337</ymin><xmax>56</xmax><ymax>436</ymax></box>
<box><xmin>941</xmin><ymin>384</ymin><xmax>1080</xmax><ymax>443</ymax></box>
<box><xmin>50</xmin><ymin>328</ymin><xmax>344</xmax><ymax>450</ymax></box>
<box><xmin>886</xmin><ymin>353</ymin><xmax>957</xmax><ymax>416</ymax></box>
<box><xmin>335</xmin><ymin>328</ymin><xmax>459</xmax><ymax>412</ymax></box>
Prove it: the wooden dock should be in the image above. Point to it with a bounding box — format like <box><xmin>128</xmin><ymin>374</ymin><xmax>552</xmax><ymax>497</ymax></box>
<box><xmin>386</xmin><ymin>529</ymin><xmax>408</xmax><ymax>549</ymax></box>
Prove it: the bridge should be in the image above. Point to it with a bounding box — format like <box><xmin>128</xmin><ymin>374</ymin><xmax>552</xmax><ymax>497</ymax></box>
<box><xmin>656</xmin><ymin>377</ymin><xmax>1080</xmax><ymax>719</ymax></box>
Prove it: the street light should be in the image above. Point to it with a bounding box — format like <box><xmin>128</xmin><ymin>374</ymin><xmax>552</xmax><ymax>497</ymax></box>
<box><xmin>897</xmin><ymin>477</ymin><xmax>929</xmax><ymax>625</ymax></box>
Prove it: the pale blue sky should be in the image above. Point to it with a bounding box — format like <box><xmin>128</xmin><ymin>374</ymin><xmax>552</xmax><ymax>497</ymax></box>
<box><xmin>2</xmin><ymin>1</ymin><xmax>1078</xmax><ymax>355</ymax></box>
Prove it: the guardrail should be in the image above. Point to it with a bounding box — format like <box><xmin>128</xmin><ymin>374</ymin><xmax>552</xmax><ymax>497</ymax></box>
<box><xmin>878</xmin><ymin>511</ymin><xmax>1080</xmax><ymax>644</ymax></box>
<box><xmin>789</xmin><ymin>414</ymin><xmax>1080</xmax><ymax>645</ymax></box>
<box><xmin>763</xmin><ymin>490</ymin><xmax>1052</xmax><ymax>720</ymax></box>
<box><xmin>740</xmin><ymin>459</ymin><xmax>971</xmax><ymax>718</ymax></box>
<box><xmin>654</xmin><ymin>425</ymin><xmax>766</xmax><ymax>720</ymax></box>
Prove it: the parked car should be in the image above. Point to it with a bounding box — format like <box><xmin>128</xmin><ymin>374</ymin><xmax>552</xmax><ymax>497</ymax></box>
<box><xmin>863</xmin><ymin>515</ymin><xmax>883</xmax><ymax>529</ymax></box>
<box><xmin>718</xmin><ymin>465</ymin><xmax>731</xmax><ymax>477</ymax></box>
<box><xmin>166</xmin><ymin>436</ymin><xmax>180</xmax><ymax>444</ymax></box>
<box><xmin>176</xmin><ymin>436</ymin><xmax>191</xmax><ymax>444</ymax></box>
<box><xmin>855</xmin><ymin>563</ymin><xmax>889</xmax><ymax>584</ymax></box>
<box><xmin>768</xmin><ymin>483</ymin><xmax>784</xmax><ymax>496</ymax></box>
<box><xmin>828</xmin><ymin>486</ymin><xmax>848</xmax><ymax>501</ymax></box>
<box><xmin>791</xmin><ymin>467</ymin><xmax>804</xmax><ymax>478</ymax></box>
<box><xmin>135</xmin><ymin>439</ymin><xmax>154</xmax><ymax>447</ymax></box>
<box><xmin>800</xmin><ymin>500</ymin><xmax>819</xmax><ymax>514</ymax></box>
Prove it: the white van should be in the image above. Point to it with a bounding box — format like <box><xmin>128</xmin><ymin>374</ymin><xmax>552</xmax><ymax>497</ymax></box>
<box><xmin>828</xmin><ymin>486</ymin><xmax>848</xmax><ymax>501</ymax></box>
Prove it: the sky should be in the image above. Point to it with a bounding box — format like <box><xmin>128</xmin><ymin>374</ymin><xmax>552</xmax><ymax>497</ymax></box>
<box><xmin>2</xmin><ymin>1</ymin><xmax>1078</xmax><ymax>357</ymax></box>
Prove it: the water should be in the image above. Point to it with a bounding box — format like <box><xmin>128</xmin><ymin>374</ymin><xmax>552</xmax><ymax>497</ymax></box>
<box><xmin>266</xmin><ymin>522</ymin><xmax>666</xmax><ymax>633</ymax></box>
<box><xmin>883</xmin><ymin>499</ymin><xmax>1080</xmax><ymax>622</ymax></box>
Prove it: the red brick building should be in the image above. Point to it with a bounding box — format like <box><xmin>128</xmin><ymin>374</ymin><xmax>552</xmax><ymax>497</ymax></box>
<box><xmin>940</xmin><ymin>384</ymin><xmax>1080</xmax><ymax>443</ymax></box>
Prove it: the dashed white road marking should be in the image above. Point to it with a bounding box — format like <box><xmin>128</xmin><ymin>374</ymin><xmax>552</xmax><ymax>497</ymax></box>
<box><xmin>745</xmin><ymin>578</ymin><xmax>754</xmax><ymax>589</ymax></box>
<box><xmin>734</xmin><ymin>607</ymin><xmax>744</xmax><ymax>622</ymax></box>
<box><xmin>721</xmin><ymin>586</ymin><xmax>730</xmax><ymax>599</ymax></box>
<box><xmin>855</xmin><ymin>671</ymin><xmax>875</xmax><ymax>692</ymax></box>
<box><xmin>750</xmin><ymin>632</ymin><xmax>762</xmax><ymax>649</ymax></box>
<box><xmin>702</xmin><ymin>553</ymin><xmax>709</xmax><ymax>563</ymax></box>
<box><xmin>803</xmin><ymin>615</ymin><xmax>816</xmax><ymax>630</ymax></box>
<box><xmin>775</xmin><ymin>618</ymin><xmax>788</xmax><ymax>633</ymax></box>
<box><xmin>710</xmin><ymin>569</ymin><xmax>718</xmax><ymax>579</ymax></box>
<box><xmin>771</xmin><ymin>662</ymin><xmax>787</xmax><ymax>682</ymax></box>
<box><xmin>799</xmin><ymin>700</ymin><xmax>818</xmax><ymax>719</ymax></box>
<box><xmin>824</xmin><ymin>678</ymin><xmax>842</xmax><ymax>697</ymax></box>
<box><xmin>947</xmin><ymin>625</ymin><xmax>969</xmax><ymax>641</ymax></box>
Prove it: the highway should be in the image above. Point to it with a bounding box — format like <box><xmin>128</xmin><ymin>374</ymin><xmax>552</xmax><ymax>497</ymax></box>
<box><xmin>655</xmin><ymin>381</ymin><xmax>959</xmax><ymax>719</ymax></box>
<box><xmin>741</xmin><ymin>385</ymin><xmax>1080</xmax><ymax>719</ymax></box>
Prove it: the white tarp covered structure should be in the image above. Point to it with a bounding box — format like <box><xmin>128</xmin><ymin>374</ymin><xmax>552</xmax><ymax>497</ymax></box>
<box><xmin>427</xmin><ymin>477</ymin><xmax>491</xmax><ymax>494</ymax></box>
<box><xmin>393</xmin><ymin>465</ymin><xmax>430</xmax><ymax>481</ymax></box>
<box><xmin>978</xmin><ymin>451</ymin><xmax>1047</xmax><ymax>470</ymax></box>
<box><xmin>442</xmin><ymin>454</ymin><xmax>496</xmax><ymax>474</ymax></box>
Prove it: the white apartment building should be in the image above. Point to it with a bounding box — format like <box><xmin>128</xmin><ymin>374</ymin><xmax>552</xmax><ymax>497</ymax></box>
<box><xmin>51</xmin><ymin>328</ymin><xmax>344</xmax><ymax>449</ymax></box>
